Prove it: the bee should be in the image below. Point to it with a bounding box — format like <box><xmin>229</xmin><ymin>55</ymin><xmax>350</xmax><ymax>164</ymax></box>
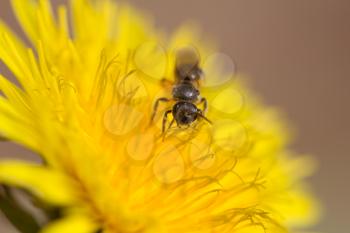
<box><xmin>151</xmin><ymin>46</ymin><xmax>211</xmax><ymax>134</ymax></box>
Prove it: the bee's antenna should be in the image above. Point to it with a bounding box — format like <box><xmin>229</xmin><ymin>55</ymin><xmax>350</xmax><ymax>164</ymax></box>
<box><xmin>197</xmin><ymin>111</ymin><xmax>212</xmax><ymax>124</ymax></box>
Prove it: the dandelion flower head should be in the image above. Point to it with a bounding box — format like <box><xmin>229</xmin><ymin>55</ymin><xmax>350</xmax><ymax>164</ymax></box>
<box><xmin>0</xmin><ymin>0</ymin><xmax>318</xmax><ymax>233</ymax></box>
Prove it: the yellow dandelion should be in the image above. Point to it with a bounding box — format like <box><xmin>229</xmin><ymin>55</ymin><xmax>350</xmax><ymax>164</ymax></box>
<box><xmin>0</xmin><ymin>0</ymin><xmax>319</xmax><ymax>233</ymax></box>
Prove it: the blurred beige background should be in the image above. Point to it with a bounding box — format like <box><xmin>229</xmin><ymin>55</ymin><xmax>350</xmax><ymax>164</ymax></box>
<box><xmin>1</xmin><ymin>0</ymin><xmax>349</xmax><ymax>232</ymax></box>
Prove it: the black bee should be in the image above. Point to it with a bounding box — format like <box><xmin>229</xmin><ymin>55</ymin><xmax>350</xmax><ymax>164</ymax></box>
<box><xmin>151</xmin><ymin>46</ymin><xmax>211</xmax><ymax>134</ymax></box>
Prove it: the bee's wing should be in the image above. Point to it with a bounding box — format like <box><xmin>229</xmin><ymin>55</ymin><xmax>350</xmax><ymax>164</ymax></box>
<box><xmin>174</xmin><ymin>45</ymin><xmax>201</xmax><ymax>78</ymax></box>
<box><xmin>201</xmin><ymin>52</ymin><xmax>236</xmax><ymax>88</ymax></box>
<box><xmin>200</xmin><ymin>52</ymin><xmax>242</xmax><ymax>116</ymax></box>
<box><xmin>201</xmin><ymin>83</ymin><xmax>245</xmax><ymax>117</ymax></box>
<box><xmin>175</xmin><ymin>45</ymin><xmax>200</xmax><ymax>67</ymax></box>
<box><xmin>171</xmin><ymin>45</ymin><xmax>241</xmax><ymax>116</ymax></box>
<box><xmin>133</xmin><ymin>41</ymin><xmax>168</xmax><ymax>82</ymax></box>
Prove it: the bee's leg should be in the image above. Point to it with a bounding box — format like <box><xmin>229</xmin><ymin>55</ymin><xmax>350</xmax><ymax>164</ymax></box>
<box><xmin>163</xmin><ymin>118</ymin><xmax>176</xmax><ymax>141</ymax></box>
<box><xmin>162</xmin><ymin>110</ymin><xmax>173</xmax><ymax>140</ymax></box>
<box><xmin>150</xmin><ymin>97</ymin><xmax>170</xmax><ymax>124</ymax></box>
<box><xmin>162</xmin><ymin>110</ymin><xmax>172</xmax><ymax>133</ymax></box>
<box><xmin>196</xmin><ymin>80</ymin><xmax>200</xmax><ymax>88</ymax></box>
<box><xmin>198</xmin><ymin>97</ymin><xmax>208</xmax><ymax>114</ymax></box>
<box><xmin>161</xmin><ymin>78</ymin><xmax>174</xmax><ymax>89</ymax></box>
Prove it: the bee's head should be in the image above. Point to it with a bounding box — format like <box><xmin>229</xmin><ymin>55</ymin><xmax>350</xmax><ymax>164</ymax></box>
<box><xmin>173</xmin><ymin>102</ymin><xmax>198</xmax><ymax>126</ymax></box>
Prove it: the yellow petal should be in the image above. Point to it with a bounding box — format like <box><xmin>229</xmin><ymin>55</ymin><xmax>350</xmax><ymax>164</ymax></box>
<box><xmin>0</xmin><ymin>20</ymin><xmax>27</xmax><ymax>55</ymax></box>
<box><xmin>0</xmin><ymin>74</ymin><xmax>30</xmax><ymax>112</ymax></box>
<box><xmin>0</xmin><ymin>161</ymin><xmax>75</xmax><ymax>205</ymax></box>
<box><xmin>40</xmin><ymin>214</ymin><xmax>98</xmax><ymax>233</ymax></box>
<box><xmin>282</xmin><ymin>188</ymin><xmax>321</xmax><ymax>228</ymax></box>
<box><xmin>11</xmin><ymin>0</ymin><xmax>38</xmax><ymax>43</ymax></box>
<box><xmin>71</xmin><ymin>0</ymin><xmax>114</xmax><ymax>45</ymax></box>
<box><xmin>0</xmin><ymin>31</ymin><xmax>35</xmax><ymax>88</ymax></box>
<box><xmin>11</xmin><ymin>0</ymin><xmax>56</xmax><ymax>44</ymax></box>
<box><xmin>0</xmin><ymin>97</ymin><xmax>38</xmax><ymax>149</ymax></box>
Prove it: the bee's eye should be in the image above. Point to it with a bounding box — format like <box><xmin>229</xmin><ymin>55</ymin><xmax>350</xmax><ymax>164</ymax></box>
<box><xmin>179</xmin><ymin>111</ymin><xmax>197</xmax><ymax>125</ymax></box>
<box><xmin>181</xmin><ymin>115</ymin><xmax>189</xmax><ymax>123</ymax></box>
